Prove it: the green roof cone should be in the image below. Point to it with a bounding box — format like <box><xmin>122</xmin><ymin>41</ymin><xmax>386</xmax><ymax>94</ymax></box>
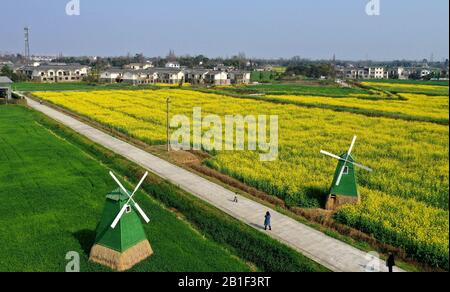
<box><xmin>329</xmin><ymin>154</ymin><xmax>358</xmax><ymax>198</ymax></box>
<box><xmin>94</xmin><ymin>188</ymin><xmax>149</xmax><ymax>252</ymax></box>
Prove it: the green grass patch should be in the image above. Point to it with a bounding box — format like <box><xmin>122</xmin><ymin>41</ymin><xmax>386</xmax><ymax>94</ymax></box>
<box><xmin>0</xmin><ymin>105</ymin><xmax>254</xmax><ymax>272</ymax></box>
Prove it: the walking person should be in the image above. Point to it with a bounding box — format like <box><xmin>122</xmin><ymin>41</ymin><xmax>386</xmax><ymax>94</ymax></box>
<box><xmin>233</xmin><ymin>194</ymin><xmax>239</xmax><ymax>203</ymax></box>
<box><xmin>386</xmin><ymin>253</ymin><xmax>396</xmax><ymax>273</ymax></box>
<box><xmin>264</xmin><ymin>211</ymin><xmax>272</xmax><ymax>231</ymax></box>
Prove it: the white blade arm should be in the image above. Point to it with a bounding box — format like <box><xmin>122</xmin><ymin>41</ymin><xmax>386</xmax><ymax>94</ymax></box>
<box><xmin>335</xmin><ymin>163</ymin><xmax>347</xmax><ymax>186</ymax></box>
<box><xmin>111</xmin><ymin>204</ymin><xmax>129</xmax><ymax>229</ymax></box>
<box><xmin>134</xmin><ymin>203</ymin><xmax>150</xmax><ymax>223</ymax></box>
<box><xmin>320</xmin><ymin>150</ymin><xmax>344</xmax><ymax>161</ymax></box>
<box><xmin>109</xmin><ymin>171</ymin><xmax>130</xmax><ymax>196</ymax></box>
<box><xmin>349</xmin><ymin>161</ymin><xmax>373</xmax><ymax>172</ymax></box>
<box><xmin>347</xmin><ymin>136</ymin><xmax>357</xmax><ymax>156</ymax></box>
<box><xmin>131</xmin><ymin>172</ymin><xmax>148</xmax><ymax>197</ymax></box>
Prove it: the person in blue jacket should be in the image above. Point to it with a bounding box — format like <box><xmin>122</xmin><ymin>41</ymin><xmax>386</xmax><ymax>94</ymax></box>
<box><xmin>264</xmin><ymin>211</ymin><xmax>272</xmax><ymax>231</ymax></box>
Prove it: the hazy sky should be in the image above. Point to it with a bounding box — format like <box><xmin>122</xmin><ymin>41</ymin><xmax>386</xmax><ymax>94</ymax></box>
<box><xmin>0</xmin><ymin>0</ymin><xmax>448</xmax><ymax>60</ymax></box>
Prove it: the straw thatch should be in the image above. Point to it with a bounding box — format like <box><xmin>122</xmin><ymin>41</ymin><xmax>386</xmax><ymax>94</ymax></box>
<box><xmin>325</xmin><ymin>195</ymin><xmax>360</xmax><ymax>211</ymax></box>
<box><xmin>89</xmin><ymin>240</ymin><xmax>153</xmax><ymax>271</ymax></box>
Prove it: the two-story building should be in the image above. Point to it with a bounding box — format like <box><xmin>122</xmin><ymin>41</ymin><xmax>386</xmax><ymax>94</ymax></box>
<box><xmin>19</xmin><ymin>63</ymin><xmax>90</xmax><ymax>83</ymax></box>
<box><xmin>205</xmin><ymin>71</ymin><xmax>230</xmax><ymax>85</ymax></box>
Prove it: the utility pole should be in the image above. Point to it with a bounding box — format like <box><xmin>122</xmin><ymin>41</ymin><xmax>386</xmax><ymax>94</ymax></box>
<box><xmin>166</xmin><ymin>97</ymin><xmax>171</xmax><ymax>152</ymax></box>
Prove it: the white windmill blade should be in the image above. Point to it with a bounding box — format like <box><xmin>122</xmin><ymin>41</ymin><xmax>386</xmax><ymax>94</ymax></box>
<box><xmin>347</xmin><ymin>136</ymin><xmax>357</xmax><ymax>156</ymax></box>
<box><xmin>109</xmin><ymin>171</ymin><xmax>130</xmax><ymax>196</ymax></box>
<box><xmin>133</xmin><ymin>203</ymin><xmax>150</xmax><ymax>223</ymax></box>
<box><xmin>131</xmin><ymin>172</ymin><xmax>148</xmax><ymax>197</ymax></box>
<box><xmin>128</xmin><ymin>172</ymin><xmax>150</xmax><ymax>223</ymax></box>
<box><xmin>111</xmin><ymin>203</ymin><xmax>129</xmax><ymax>229</ymax></box>
<box><xmin>320</xmin><ymin>150</ymin><xmax>345</xmax><ymax>161</ymax></box>
<box><xmin>335</xmin><ymin>163</ymin><xmax>347</xmax><ymax>186</ymax></box>
<box><xmin>349</xmin><ymin>161</ymin><xmax>373</xmax><ymax>172</ymax></box>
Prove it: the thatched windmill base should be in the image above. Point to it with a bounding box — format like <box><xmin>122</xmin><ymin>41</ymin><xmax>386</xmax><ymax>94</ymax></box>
<box><xmin>89</xmin><ymin>240</ymin><xmax>153</xmax><ymax>272</ymax></box>
<box><xmin>325</xmin><ymin>194</ymin><xmax>360</xmax><ymax>211</ymax></box>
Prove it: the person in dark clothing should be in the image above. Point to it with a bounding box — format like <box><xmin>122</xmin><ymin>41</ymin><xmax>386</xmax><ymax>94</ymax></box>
<box><xmin>264</xmin><ymin>212</ymin><xmax>272</xmax><ymax>231</ymax></box>
<box><xmin>386</xmin><ymin>253</ymin><xmax>396</xmax><ymax>272</ymax></box>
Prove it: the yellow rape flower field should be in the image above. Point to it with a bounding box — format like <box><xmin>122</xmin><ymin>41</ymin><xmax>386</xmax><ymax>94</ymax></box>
<box><xmin>34</xmin><ymin>88</ymin><xmax>449</xmax><ymax>268</ymax></box>
<box><xmin>361</xmin><ymin>82</ymin><xmax>449</xmax><ymax>96</ymax></box>
<box><xmin>262</xmin><ymin>93</ymin><xmax>449</xmax><ymax>124</ymax></box>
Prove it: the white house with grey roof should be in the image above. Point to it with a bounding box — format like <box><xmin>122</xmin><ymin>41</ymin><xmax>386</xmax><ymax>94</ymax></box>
<box><xmin>18</xmin><ymin>63</ymin><xmax>90</xmax><ymax>83</ymax></box>
<box><xmin>228</xmin><ymin>71</ymin><xmax>251</xmax><ymax>85</ymax></box>
<box><xmin>123</xmin><ymin>63</ymin><xmax>154</xmax><ymax>70</ymax></box>
<box><xmin>100</xmin><ymin>69</ymin><xmax>125</xmax><ymax>83</ymax></box>
<box><xmin>0</xmin><ymin>76</ymin><xmax>13</xmax><ymax>101</ymax></box>
<box><xmin>184</xmin><ymin>69</ymin><xmax>209</xmax><ymax>84</ymax></box>
<box><xmin>205</xmin><ymin>71</ymin><xmax>230</xmax><ymax>85</ymax></box>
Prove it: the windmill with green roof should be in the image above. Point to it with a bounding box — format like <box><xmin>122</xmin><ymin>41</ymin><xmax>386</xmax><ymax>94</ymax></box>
<box><xmin>89</xmin><ymin>171</ymin><xmax>153</xmax><ymax>271</ymax></box>
<box><xmin>320</xmin><ymin>136</ymin><xmax>373</xmax><ymax>210</ymax></box>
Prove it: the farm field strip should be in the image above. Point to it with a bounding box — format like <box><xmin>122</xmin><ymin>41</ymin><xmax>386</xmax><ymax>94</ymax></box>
<box><xmin>34</xmin><ymin>89</ymin><xmax>450</xmax><ymax>268</ymax></box>
<box><xmin>221</xmin><ymin>83</ymin><xmax>382</xmax><ymax>98</ymax></box>
<box><xmin>362</xmin><ymin>82</ymin><xmax>449</xmax><ymax>96</ymax></box>
<box><xmin>260</xmin><ymin>93</ymin><xmax>449</xmax><ymax>124</ymax></box>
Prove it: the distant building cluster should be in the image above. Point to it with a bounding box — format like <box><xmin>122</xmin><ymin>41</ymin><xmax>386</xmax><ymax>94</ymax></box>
<box><xmin>1</xmin><ymin>54</ymin><xmax>448</xmax><ymax>85</ymax></box>
<box><xmin>17</xmin><ymin>63</ymin><xmax>89</xmax><ymax>82</ymax></box>
<box><xmin>5</xmin><ymin>60</ymin><xmax>251</xmax><ymax>86</ymax></box>
<box><xmin>337</xmin><ymin>64</ymin><xmax>443</xmax><ymax>80</ymax></box>
<box><xmin>100</xmin><ymin>62</ymin><xmax>251</xmax><ymax>86</ymax></box>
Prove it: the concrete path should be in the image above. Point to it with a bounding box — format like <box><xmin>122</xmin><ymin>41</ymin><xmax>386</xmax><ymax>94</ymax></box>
<box><xmin>24</xmin><ymin>96</ymin><xmax>403</xmax><ymax>272</ymax></box>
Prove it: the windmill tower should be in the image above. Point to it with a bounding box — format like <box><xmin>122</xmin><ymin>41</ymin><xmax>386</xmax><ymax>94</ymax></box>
<box><xmin>320</xmin><ymin>136</ymin><xmax>373</xmax><ymax>210</ymax></box>
<box><xmin>89</xmin><ymin>171</ymin><xmax>153</xmax><ymax>271</ymax></box>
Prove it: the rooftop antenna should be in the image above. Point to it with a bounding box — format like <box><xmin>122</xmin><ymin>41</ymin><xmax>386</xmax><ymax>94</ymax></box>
<box><xmin>24</xmin><ymin>27</ymin><xmax>30</xmax><ymax>64</ymax></box>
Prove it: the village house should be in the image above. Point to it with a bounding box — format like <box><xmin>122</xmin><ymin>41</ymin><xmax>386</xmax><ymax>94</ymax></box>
<box><xmin>122</xmin><ymin>69</ymin><xmax>159</xmax><ymax>85</ymax></box>
<box><xmin>156</xmin><ymin>68</ymin><xmax>185</xmax><ymax>84</ymax></box>
<box><xmin>368</xmin><ymin>67</ymin><xmax>388</xmax><ymax>79</ymax></box>
<box><xmin>0</xmin><ymin>76</ymin><xmax>13</xmax><ymax>101</ymax></box>
<box><xmin>100</xmin><ymin>69</ymin><xmax>125</xmax><ymax>83</ymax></box>
<box><xmin>343</xmin><ymin>67</ymin><xmax>389</xmax><ymax>80</ymax></box>
<box><xmin>228</xmin><ymin>71</ymin><xmax>251</xmax><ymax>85</ymax></box>
<box><xmin>18</xmin><ymin>63</ymin><xmax>90</xmax><ymax>83</ymax></box>
<box><xmin>123</xmin><ymin>62</ymin><xmax>154</xmax><ymax>70</ymax></box>
<box><xmin>184</xmin><ymin>69</ymin><xmax>209</xmax><ymax>84</ymax></box>
<box><xmin>389</xmin><ymin>67</ymin><xmax>410</xmax><ymax>80</ymax></box>
<box><xmin>165</xmin><ymin>62</ymin><xmax>181</xmax><ymax>69</ymax></box>
<box><xmin>420</xmin><ymin>69</ymin><xmax>432</xmax><ymax>78</ymax></box>
<box><xmin>205</xmin><ymin>71</ymin><xmax>230</xmax><ymax>85</ymax></box>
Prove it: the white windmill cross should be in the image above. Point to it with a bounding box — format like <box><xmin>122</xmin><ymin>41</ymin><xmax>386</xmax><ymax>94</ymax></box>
<box><xmin>109</xmin><ymin>171</ymin><xmax>151</xmax><ymax>229</ymax></box>
<box><xmin>320</xmin><ymin>136</ymin><xmax>373</xmax><ymax>186</ymax></box>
